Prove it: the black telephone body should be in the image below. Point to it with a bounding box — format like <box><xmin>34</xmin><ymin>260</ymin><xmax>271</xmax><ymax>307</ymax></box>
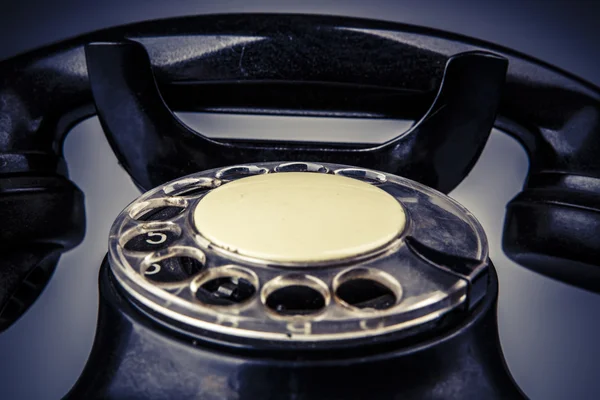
<box><xmin>0</xmin><ymin>13</ymin><xmax>599</xmax><ymax>400</ymax></box>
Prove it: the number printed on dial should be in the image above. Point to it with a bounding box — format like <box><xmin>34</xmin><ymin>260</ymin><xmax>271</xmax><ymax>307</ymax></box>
<box><xmin>124</xmin><ymin>231</ymin><xmax>179</xmax><ymax>252</ymax></box>
<box><xmin>143</xmin><ymin>257</ymin><xmax>204</xmax><ymax>284</ymax></box>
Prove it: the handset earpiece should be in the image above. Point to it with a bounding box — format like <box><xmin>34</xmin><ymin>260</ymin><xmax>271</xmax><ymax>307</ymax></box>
<box><xmin>0</xmin><ymin>102</ymin><xmax>86</xmax><ymax>333</ymax></box>
<box><xmin>498</xmin><ymin>68</ymin><xmax>600</xmax><ymax>292</ymax></box>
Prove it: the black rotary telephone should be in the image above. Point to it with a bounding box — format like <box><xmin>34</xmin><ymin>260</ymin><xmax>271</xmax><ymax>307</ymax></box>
<box><xmin>1</xmin><ymin>13</ymin><xmax>599</xmax><ymax>399</ymax></box>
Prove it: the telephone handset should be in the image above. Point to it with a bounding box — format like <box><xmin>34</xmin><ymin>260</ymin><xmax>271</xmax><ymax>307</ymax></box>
<box><xmin>0</xmin><ymin>13</ymin><xmax>598</xmax><ymax>399</ymax></box>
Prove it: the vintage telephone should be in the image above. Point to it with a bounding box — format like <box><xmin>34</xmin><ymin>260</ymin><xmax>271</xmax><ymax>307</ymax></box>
<box><xmin>1</xmin><ymin>13</ymin><xmax>599</xmax><ymax>399</ymax></box>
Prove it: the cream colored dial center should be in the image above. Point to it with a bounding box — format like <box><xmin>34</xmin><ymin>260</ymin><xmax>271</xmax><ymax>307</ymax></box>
<box><xmin>193</xmin><ymin>172</ymin><xmax>406</xmax><ymax>263</ymax></box>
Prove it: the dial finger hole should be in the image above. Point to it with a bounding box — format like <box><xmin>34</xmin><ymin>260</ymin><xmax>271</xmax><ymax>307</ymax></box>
<box><xmin>139</xmin><ymin>246</ymin><xmax>206</xmax><ymax>289</ymax></box>
<box><xmin>120</xmin><ymin>222</ymin><xmax>182</xmax><ymax>253</ymax></box>
<box><xmin>124</xmin><ymin>231</ymin><xmax>179</xmax><ymax>252</ymax></box>
<box><xmin>163</xmin><ymin>177</ymin><xmax>221</xmax><ymax>197</ymax></box>
<box><xmin>275</xmin><ymin>162</ymin><xmax>328</xmax><ymax>173</ymax></box>
<box><xmin>137</xmin><ymin>206</ymin><xmax>185</xmax><ymax>221</ymax></box>
<box><xmin>333</xmin><ymin>268</ymin><xmax>402</xmax><ymax>312</ymax></box>
<box><xmin>336</xmin><ymin>279</ymin><xmax>396</xmax><ymax>310</ymax></box>
<box><xmin>141</xmin><ymin>257</ymin><xmax>204</xmax><ymax>284</ymax></box>
<box><xmin>196</xmin><ymin>277</ymin><xmax>256</xmax><ymax>306</ymax></box>
<box><xmin>262</xmin><ymin>275</ymin><xmax>330</xmax><ymax>317</ymax></box>
<box><xmin>266</xmin><ymin>286</ymin><xmax>325</xmax><ymax>316</ymax></box>
<box><xmin>191</xmin><ymin>266</ymin><xmax>258</xmax><ymax>308</ymax></box>
<box><xmin>334</xmin><ymin>168</ymin><xmax>387</xmax><ymax>184</ymax></box>
<box><xmin>215</xmin><ymin>165</ymin><xmax>268</xmax><ymax>180</ymax></box>
<box><xmin>128</xmin><ymin>197</ymin><xmax>188</xmax><ymax>221</ymax></box>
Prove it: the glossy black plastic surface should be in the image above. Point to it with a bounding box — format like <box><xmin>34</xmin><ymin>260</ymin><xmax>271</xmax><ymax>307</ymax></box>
<box><xmin>65</xmin><ymin>258</ymin><xmax>525</xmax><ymax>400</ymax></box>
<box><xmin>503</xmin><ymin>173</ymin><xmax>600</xmax><ymax>291</ymax></box>
<box><xmin>0</xmin><ymin>176</ymin><xmax>85</xmax><ymax>331</ymax></box>
<box><xmin>85</xmin><ymin>41</ymin><xmax>507</xmax><ymax>192</ymax></box>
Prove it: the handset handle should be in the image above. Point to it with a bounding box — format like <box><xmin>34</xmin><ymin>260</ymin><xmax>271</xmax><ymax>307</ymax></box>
<box><xmin>85</xmin><ymin>40</ymin><xmax>507</xmax><ymax>192</ymax></box>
